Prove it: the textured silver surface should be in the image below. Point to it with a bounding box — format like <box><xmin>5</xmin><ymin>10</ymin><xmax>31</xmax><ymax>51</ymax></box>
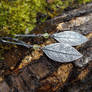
<box><xmin>53</xmin><ymin>31</ymin><xmax>88</xmax><ymax>46</ymax></box>
<box><xmin>42</xmin><ymin>43</ymin><xmax>83</xmax><ymax>62</ymax></box>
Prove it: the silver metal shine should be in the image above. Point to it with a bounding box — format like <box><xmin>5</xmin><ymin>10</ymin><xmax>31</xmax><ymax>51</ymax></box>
<box><xmin>53</xmin><ymin>31</ymin><xmax>88</xmax><ymax>46</ymax></box>
<box><xmin>42</xmin><ymin>43</ymin><xmax>83</xmax><ymax>62</ymax></box>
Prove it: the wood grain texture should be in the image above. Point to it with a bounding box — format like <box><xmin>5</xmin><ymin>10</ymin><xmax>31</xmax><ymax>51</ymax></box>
<box><xmin>0</xmin><ymin>2</ymin><xmax>92</xmax><ymax>92</ymax></box>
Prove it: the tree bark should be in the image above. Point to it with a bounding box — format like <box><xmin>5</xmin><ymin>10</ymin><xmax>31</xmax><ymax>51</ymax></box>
<box><xmin>0</xmin><ymin>2</ymin><xmax>92</xmax><ymax>92</ymax></box>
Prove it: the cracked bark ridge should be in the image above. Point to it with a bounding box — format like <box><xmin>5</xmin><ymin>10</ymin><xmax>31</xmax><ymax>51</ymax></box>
<box><xmin>0</xmin><ymin>2</ymin><xmax>92</xmax><ymax>92</ymax></box>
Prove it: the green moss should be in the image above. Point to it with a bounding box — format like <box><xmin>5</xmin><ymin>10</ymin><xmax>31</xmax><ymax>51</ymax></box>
<box><xmin>77</xmin><ymin>0</ymin><xmax>92</xmax><ymax>4</ymax></box>
<box><xmin>0</xmin><ymin>0</ymin><xmax>91</xmax><ymax>36</ymax></box>
<box><xmin>0</xmin><ymin>0</ymin><xmax>47</xmax><ymax>35</ymax></box>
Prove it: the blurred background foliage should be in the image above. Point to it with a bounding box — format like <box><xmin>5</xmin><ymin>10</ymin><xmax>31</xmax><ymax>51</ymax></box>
<box><xmin>0</xmin><ymin>0</ymin><xmax>92</xmax><ymax>36</ymax></box>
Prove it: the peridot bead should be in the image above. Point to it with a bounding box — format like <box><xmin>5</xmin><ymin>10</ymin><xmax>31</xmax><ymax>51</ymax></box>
<box><xmin>43</xmin><ymin>33</ymin><xmax>49</xmax><ymax>39</ymax></box>
<box><xmin>33</xmin><ymin>44</ymin><xmax>40</xmax><ymax>50</ymax></box>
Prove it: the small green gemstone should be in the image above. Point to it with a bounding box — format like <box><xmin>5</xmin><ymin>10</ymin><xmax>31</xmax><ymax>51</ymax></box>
<box><xmin>43</xmin><ymin>33</ymin><xmax>49</xmax><ymax>39</ymax></box>
<box><xmin>33</xmin><ymin>44</ymin><xmax>40</xmax><ymax>50</ymax></box>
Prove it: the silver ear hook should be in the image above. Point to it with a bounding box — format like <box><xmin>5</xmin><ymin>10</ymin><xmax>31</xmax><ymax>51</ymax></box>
<box><xmin>0</xmin><ymin>37</ymin><xmax>32</xmax><ymax>48</ymax></box>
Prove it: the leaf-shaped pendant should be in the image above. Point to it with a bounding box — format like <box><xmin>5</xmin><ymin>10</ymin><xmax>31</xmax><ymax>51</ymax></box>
<box><xmin>52</xmin><ymin>31</ymin><xmax>88</xmax><ymax>46</ymax></box>
<box><xmin>42</xmin><ymin>43</ymin><xmax>83</xmax><ymax>62</ymax></box>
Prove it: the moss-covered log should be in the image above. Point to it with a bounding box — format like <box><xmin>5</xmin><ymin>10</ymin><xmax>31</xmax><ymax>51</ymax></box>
<box><xmin>0</xmin><ymin>2</ymin><xmax>92</xmax><ymax>92</ymax></box>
